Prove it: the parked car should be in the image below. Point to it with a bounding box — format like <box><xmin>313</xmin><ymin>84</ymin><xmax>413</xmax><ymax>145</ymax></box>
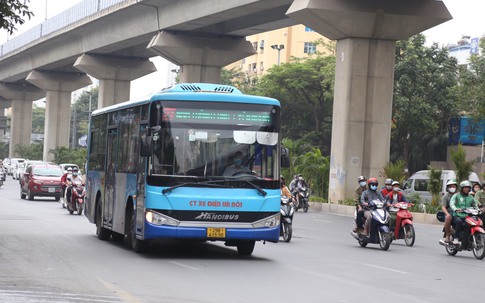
<box><xmin>20</xmin><ymin>163</ymin><xmax>63</xmax><ymax>201</ymax></box>
<box><xmin>403</xmin><ymin>170</ymin><xmax>481</xmax><ymax>203</ymax></box>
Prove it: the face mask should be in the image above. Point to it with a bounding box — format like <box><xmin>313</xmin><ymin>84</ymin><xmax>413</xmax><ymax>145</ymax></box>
<box><xmin>234</xmin><ymin>159</ymin><xmax>242</xmax><ymax>165</ymax></box>
<box><xmin>386</xmin><ymin>186</ymin><xmax>392</xmax><ymax>190</ymax></box>
<box><xmin>370</xmin><ymin>185</ymin><xmax>377</xmax><ymax>191</ymax></box>
<box><xmin>359</xmin><ymin>181</ymin><xmax>366</xmax><ymax>187</ymax></box>
<box><xmin>448</xmin><ymin>187</ymin><xmax>456</xmax><ymax>194</ymax></box>
<box><xmin>393</xmin><ymin>187</ymin><xmax>399</xmax><ymax>192</ymax></box>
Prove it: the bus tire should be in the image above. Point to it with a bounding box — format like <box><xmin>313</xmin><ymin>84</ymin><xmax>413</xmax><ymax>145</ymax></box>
<box><xmin>127</xmin><ymin>207</ymin><xmax>148</xmax><ymax>253</ymax></box>
<box><xmin>236</xmin><ymin>240</ymin><xmax>255</xmax><ymax>256</ymax></box>
<box><xmin>96</xmin><ymin>201</ymin><xmax>110</xmax><ymax>241</ymax></box>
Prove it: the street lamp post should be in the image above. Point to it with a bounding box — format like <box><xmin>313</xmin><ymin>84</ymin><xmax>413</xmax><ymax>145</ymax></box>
<box><xmin>271</xmin><ymin>44</ymin><xmax>284</xmax><ymax>65</ymax></box>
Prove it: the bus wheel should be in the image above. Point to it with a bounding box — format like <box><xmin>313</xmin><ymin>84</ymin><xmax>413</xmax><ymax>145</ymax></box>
<box><xmin>236</xmin><ymin>240</ymin><xmax>255</xmax><ymax>256</ymax></box>
<box><xmin>127</xmin><ymin>209</ymin><xmax>148</xmax><ymax>253</ymax></box>
<box><xmin>96</xmin><ymin>202</ymin><xmax>110</xmax><ymax>241</ymax></box>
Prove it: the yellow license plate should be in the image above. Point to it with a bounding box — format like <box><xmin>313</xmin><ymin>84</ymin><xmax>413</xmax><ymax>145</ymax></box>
<box><xmin>207</xmin><ymin>228</ymin><xmax>226</xmax><ymax>238</ymax></box>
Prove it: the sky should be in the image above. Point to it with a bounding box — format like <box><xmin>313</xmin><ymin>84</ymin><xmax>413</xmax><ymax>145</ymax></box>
<box><xmin>1</xmin><ymin>0</ymin><xmax>485</xmax><ymax>100</ymax></box>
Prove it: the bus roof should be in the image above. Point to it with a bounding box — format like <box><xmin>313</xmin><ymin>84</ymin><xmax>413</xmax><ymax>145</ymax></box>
<box><xmin>91</xmin><ymin>83</ymin><xmax>280</xmax><ymax>116</ymax></box>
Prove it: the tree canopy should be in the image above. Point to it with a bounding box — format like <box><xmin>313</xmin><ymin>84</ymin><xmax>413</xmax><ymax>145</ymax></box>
<box><xmin>0</xmin><ymin>0</ymin><xmax>34</xmax><ymax>35</ymax></box>
<box><xmin>391</xmin><ymin>34</ymin><xmax>459</xmax><ymax>172</ymax></box>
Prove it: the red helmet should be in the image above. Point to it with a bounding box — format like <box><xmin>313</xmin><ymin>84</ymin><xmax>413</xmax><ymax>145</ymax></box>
<box><xmin>368</xmin><ymin>177</ymin><xmax>378</xmax><ymax>185</ymax></box>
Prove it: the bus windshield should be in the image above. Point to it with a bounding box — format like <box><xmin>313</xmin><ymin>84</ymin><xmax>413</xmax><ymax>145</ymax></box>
<box><xmin>147</xmin><ymin>100</ymin><xmax>280</xmax><ymax>185</ymax></box>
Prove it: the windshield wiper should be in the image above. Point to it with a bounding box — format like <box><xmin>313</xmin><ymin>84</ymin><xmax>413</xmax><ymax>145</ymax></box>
<box><xmin>162</xmin><ymin>181</ymin><xmax>230</xmax><ymax>195</ymax></box>
<box><xmin>244</xmin><ymin>180</ymin><xmax>267</xmax><ymax>196</ymax></box>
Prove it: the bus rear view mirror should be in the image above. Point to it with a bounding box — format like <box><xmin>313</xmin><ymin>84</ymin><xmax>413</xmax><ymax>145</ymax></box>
<box><xmin>140</xmin><ymin>127</ymin><xmax>153</xmax><ymax>157</ymax></box>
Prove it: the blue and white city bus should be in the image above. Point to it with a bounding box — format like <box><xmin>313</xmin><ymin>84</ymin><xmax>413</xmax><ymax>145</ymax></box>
<box><xmin>85</xmin><ymin>83</ymin><xmax>287</xmax><ymax>255</ymax></box>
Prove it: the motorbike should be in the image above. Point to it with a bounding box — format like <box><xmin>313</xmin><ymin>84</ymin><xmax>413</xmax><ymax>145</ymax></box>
<box><xmin>351</xmin><ymin>199</ymin><xmax>392</xmax><ymax>251</ymax></box>
<box><xmin>67</xmin><ymin>180</ymin><xmax>85</xmax><ymax>215</ymax></box>
<box><xmin>388</xmin><ymin>202</ymin><xmax>415</xmax><ymax>246</ymax></box>
<box><xmin>280</xmin><ymin>195</ymin><xmax>295</xmax><ymax>242</ymax></box>
<box><xmin>438</xmin><ymin>208</ymin><xmax>485</xmax><ymax>260</ymax></box>
<box><xmin>0</xmin><ymin>169</ymin><xmax>4</xmax><ymax>187</ymax></box>
<box><xmin>295</xmin><ymin>186</ymin><xmax>310</xmax><ymax>213</ymax></box>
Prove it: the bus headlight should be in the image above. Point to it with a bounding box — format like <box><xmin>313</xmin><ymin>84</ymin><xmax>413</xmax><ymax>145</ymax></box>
<box><xmin>252</xmin><ymin>214</ymin><xmax>280</xmax><ymax>228</ymax></box>
<box><xmin>146</xmin><ymin>211</ymin><xmax>180</xmax><ymax>226</ymax></box>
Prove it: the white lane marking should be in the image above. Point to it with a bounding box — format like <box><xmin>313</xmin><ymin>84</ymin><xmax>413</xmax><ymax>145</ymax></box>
<box><xmin>362</xmin><ymin>263</ymin><xmax>409</xmax><ymax>275</ymax></box>
<box><xmin>313</xmin><ymin>219</ymin><xmax>332</xmax><ymax>223</ymax></box>
<box><xmin>169</xmin><ymin>261</ymin><xmax>200</xmax><ymax>271</ymax></box>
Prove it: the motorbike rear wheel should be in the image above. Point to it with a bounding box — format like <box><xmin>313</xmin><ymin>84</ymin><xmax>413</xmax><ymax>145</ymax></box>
<box><xmin>403</xmin><ymin>224</ymin><xmax>415</xmax><ymax>247</ymax></box>
<box><xmin>281</xmin><ymin>221</ymin><xmax>292</xmax><ymax>242</ymax></box>
<box><xmin>379</xmin><ymin>231</ymin><xmax>391</xmax><ymax>251</ymax></box>
<box><xmin>445</xmin><ymin>243</ymin><xmax>458</xmax><ymax>256</ymax></box>
<box><xmin>77</xmin><ymin>202</ymin><xmax>83</xmax><ymax>215</ymax></box>
<box><xmin>472</xmin><ymin>233</ymin><xmax>485</xmax><ymax>260</ymax></box>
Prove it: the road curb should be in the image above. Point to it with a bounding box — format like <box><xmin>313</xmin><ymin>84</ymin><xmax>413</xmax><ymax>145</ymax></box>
<box><xmin>309</xmin><ymin>202</ymin><xmax>440</xmax><ymax>225</ymax></box>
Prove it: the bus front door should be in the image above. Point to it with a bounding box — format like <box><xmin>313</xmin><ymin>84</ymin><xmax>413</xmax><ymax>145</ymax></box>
<box><xmin>104</xmin><ymin>129</ymin><xmax>117</xmax><ymax>227</ymax></box>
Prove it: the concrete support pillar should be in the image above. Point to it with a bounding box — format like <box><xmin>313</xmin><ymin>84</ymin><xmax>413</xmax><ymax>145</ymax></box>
<box><xmin>74</xmin><ymin>54</ymin><xmax>156</xmax><ymax>109</ymax></box>
<box><xmin>26</xmin><ymin>70</ymin><xmax>92</xmax><ymax>161</ymax></box>
<box><xmin>286</xmin><ymin>0</ymin><xmax>452</xmax><ymax>201</ymax></box>
<box><xmin>0</xmin><ymin>83</ymin><xmax>44</xmax><ymax>157</ymax></box>
<box><xmin>147</xmin><ymin>31</ymin><xmax>256</xmax><ymax>83</ymax></box>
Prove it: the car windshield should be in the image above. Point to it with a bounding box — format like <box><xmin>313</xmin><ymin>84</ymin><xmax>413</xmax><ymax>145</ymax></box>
<box><xmin>33</xmin><ymin>166</ymin><xmax>63</xmax><ymax>177</ymax></box>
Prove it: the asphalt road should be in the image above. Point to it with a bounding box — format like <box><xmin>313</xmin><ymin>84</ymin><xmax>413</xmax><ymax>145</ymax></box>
<box><xmin>0</xmin><ymin>177</ymin><xmax>482</xmax><ymax>303</ymax></box>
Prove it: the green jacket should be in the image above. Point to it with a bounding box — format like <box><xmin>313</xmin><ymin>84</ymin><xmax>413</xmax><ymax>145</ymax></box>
<box><xmin>450</xmin><ymin>193</ymin><xmax>479</xmax><ymax>218</ymax></box>
<box><xmin>475</xmin><ymin>191</ymin><xmax>485</xmax><ymax>206</ymax></box>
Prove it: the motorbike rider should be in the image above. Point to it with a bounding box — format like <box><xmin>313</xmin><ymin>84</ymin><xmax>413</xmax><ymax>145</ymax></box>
<box><xmin>450</xmin><ymin>180</ymin><xmax>480</xmax><ymax>246</ymax></box>
<box><xmin>353</xmin><ymin>176</ymin><xmax>368</xmax><ymax>232</ymax></box>
<box><xmin>280</xmin><ymin>176</ymin><xmax>293</xmax><ymax>201</ymax></box>
<box><xmin>439</xmin><ymin>180</ymin><xmax>458</xmax><ymax>244</ymax></box>
<box><xmin>476</xmin><ymin>183</ymin><xmax>485</xmax><ymax>208</ymax></box>
<box><xmin>360</xmin><ymin>177</ymin><xmax>385</xmax><ymax>237</ymax></box>
<box><xmin>290</xmin><ymin>174</ymin><xmax>309</xmax><ymax>208</ymax></box>
<box><xmin>386</xmin><ymin>181</ymin><xmax>408</xmax><ymax>233</ymax></box>
<box><xmin>380</xmin><ymin>178</ymin><xmax>393</xmax><ymax>197</ymax></box>
<box><xmin>67</xmin><ymin>168</ymin><xmax>84</xmax><ymax>209</ymax></box>
<box><xmin>61</xmin><ymin>167</ymin><xmax>73</xmax><ymax>205</ymax></box>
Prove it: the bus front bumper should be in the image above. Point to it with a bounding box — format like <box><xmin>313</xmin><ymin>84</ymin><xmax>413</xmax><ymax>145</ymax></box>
<box><xmin>143</xmin><ymin>222</ymin><xmax>280</xmax><ymax>243</ymax></box>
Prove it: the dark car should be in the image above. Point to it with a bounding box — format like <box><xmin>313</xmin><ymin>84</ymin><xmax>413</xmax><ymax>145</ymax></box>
<box><xmin>20</xmin><ymin>164</ymin><xmax>63</xmax><ymax>201</ymax></box>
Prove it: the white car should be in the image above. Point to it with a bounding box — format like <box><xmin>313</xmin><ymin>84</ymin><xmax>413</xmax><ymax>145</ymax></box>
<box><xmin>10</xmin><ymin>158</ymin><xmax>26</xmax><ymax>179</ymax></box>
<box><xmin>59</xmin><ymin>163</ymin><xmax>80</xmax><ymax>174</ymax></box>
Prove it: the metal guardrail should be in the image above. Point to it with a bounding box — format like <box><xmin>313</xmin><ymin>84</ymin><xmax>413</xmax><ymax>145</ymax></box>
<box><xmin>1</xmin><ymin>0</ymin><xmax>127</xmax><ymax>57</ymax></box>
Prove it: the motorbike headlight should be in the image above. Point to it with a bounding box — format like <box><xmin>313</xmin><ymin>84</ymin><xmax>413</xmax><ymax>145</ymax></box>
<box><xmin>252</xmin><ymin>214</ymin><xmax>280</xmax><ymax>228</ymax></box>
<box><xmin>146</xmin><ymin>211</ymin><xmax>180</xmax><ymax>226</ymax></box>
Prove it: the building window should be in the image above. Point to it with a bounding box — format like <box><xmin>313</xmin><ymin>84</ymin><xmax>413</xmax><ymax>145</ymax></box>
<box><xmin>259</xmin><ymin>40</ymin><xmax>265</xmax><ymax>53</ymax></box>
<box><xmin>252</xmin><ymin>63</ymin><xmax>257</xmax><ymax>73</ymax></box>
<box><xmin>305</xmin><ymin>27</ymin><xmax>314</xmax><ymax>32</ymax></box>
<box><xmin>252</xmin><ymin>42</ymin><xmax>258</xmax><ymax>51</ymax></box>
<box><xmin>304</xmin><ymin>42</ymin><xmax>316</xmax><ymax>54</ymax></box>
<box><xmin>260</xmin><ymin>61</ymin><xmax>264</xmax><ymax>71</ymax></box>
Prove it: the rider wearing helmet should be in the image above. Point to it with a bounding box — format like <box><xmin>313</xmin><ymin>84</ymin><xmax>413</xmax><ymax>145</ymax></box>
<box><xmin>360</xmin><ymin>177</ymin><xmax>385</xmax><ymax>237</ymax></box>
<box><xmin>60</xmin><ymin>167</ymin><xmax>73</xmax><ymax>206</ymax></box>
<box><xmin>353</xmin><ymin>176</ymin><xmax>368</xmax><ymax>232</ymax></box>
<box><xmin>439</xmin><ymin>180</ymin><xmax>458</xmax><ymax>244</ymax></box>
<box><xmin>450</xmin><ymin>180</ymin><xmax>480</xmax><ymax>245</ymax></box>
<box><xmin>381</xmin><ymin>178</ymin><xmax>393</xmax><ymax>197</ymax></box>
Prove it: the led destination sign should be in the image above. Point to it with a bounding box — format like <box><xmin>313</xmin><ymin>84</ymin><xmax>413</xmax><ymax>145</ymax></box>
<box><xmin>162</xmin><ymin>107</ymin><xmax>272</xmax><ymax>125</ymax></box>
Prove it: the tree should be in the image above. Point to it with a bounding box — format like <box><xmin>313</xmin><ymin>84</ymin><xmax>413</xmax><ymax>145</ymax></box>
<box><xmin>0</xmin><ymin>0</ymin><xmax>34</xmax><ymax>35</ymax></box>
<box><xmin>458</xmin><ymin>37</ymin><xmax>485</xmax><ymax>120</ymax></box>
<box><xmin>427</xmin><ymin>167</ymin><xmax>442</xmax><ymax>206</ymax></box>
<box><xmin>392</xmin><ymin>34</ymin><xmax>459</xmax><ymax>173</ymax></box>
<box><xmin>450</xmin><ymin>144</ymin><xmax>474</xmax><ymax>184</ymax></box>
<box><xmin>71</xmin><ymin>88</ymin><xmax>98</xmax><ymax>147</ymax></box>
<box><xmin>383</xmin><ymin>160</ymin><xmax>406</xmax><ymax>184</ymax></box>
<box><xmin>14</xmin><ymin>142</ymin><xmax>43</xmax><ymax>160</ymax></box>
<box><xmin>293</xmin><ymin>147</ymin><xmax>329</xmax><ymax>199</ymax></box>
<box><xmin>32</xmin><ymin>105</ymin><xmax>45</xmax><ymax>134</ymax></box>
<box><xmin>49</xmin><ymin>146</ymin><xmax>86</xmax><ymax>168</ymax></box>
<box><xmin>257</xmin><ymin>54</ymin><xmax>335</xmax><ymax>155</ymax></box>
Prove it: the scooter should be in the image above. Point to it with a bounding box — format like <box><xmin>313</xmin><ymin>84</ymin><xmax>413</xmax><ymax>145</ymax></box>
<box><xmin>295</xmin><ymin>186</ymin><xmax>310</xmax><ymax>213</ymax></box>
<box><xmin>0</xmin><ymin>169</ymin><xmax>4</xmax><ymax>187</ymax></box>
<box><xmin>280</xmin><ymin>195</ymin><xmax>295</xmax><ymax>242</ymax></box>
<box><xmin>388</xmin><ymin>202</ymin><xmax>415</xmax><ymax>246</ymax></box>
<box><xmin>67</xmin><ymin>180</ymin><xmax>85</xmax><ymax>215</ymax></box>
<box><xmin>351</xmin><ymin>199</ymin><xmax>392</xmax><ymax>251</ymax></box>
<box><xmin>438</xmin><ymin>208</ymin><xmax>485</xmax><ymax>260</ymax></box>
